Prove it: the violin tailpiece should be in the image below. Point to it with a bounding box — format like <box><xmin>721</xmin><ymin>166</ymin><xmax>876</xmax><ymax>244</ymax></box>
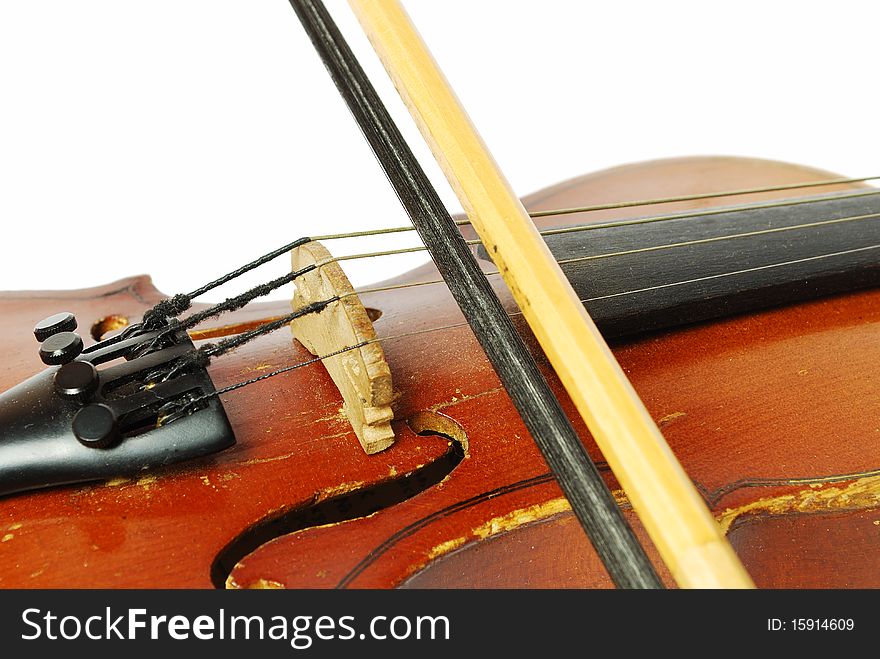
<box><xmin>0</xmin><ymin>318</ymin><xmax>235</xmax><ymax>496</ymax></box>
<box><xmin>290</xmin><ymin>241</ymin><xmax>395</xmax><ymax>454</ymax></box>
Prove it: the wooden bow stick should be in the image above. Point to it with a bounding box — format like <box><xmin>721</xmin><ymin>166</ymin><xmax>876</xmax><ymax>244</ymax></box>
<box><xmin>348</xmin><ymin>0</ymin><xmax>754</xmax><ymax>588</ymax></box>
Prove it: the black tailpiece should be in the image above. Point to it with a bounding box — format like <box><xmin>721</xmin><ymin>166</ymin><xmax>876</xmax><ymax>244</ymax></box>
<box><xmin>0</xmin><ymin>314</ymin><xmax>235</xmax><ymax>497</ymax></box>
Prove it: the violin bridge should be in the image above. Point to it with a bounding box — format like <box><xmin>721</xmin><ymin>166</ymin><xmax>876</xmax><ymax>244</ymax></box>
<box><xmin>290</xmin><ymin>241</ymin><xmax>395</xmax><ymax>454</ymax></box>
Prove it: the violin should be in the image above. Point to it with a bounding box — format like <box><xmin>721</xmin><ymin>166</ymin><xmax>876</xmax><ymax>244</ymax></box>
<box><xmin>1</xmin><ymin>1</ymin><xmax>878</xmax><ymax>589</ymax></box>
<box><xmin>2</xmin><ymin>150</ymin><xmax>877</xmax><ymax>588</ymax></box>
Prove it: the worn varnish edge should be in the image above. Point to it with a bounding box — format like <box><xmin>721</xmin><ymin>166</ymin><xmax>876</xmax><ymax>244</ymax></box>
<box><xmin>245</xmin><ymin>578</ymin><xmax>286</xmax><ymax>589</ymax></box>
<box><xmin>422</xmin><ymin>474</ymin><xmax>880</xmax><ymax>571</ymax></box>
<box><xmin>717</xmin><ymin>473</ymin><xmax>880</xmax><ymax>534</ymax></box>
<box><xmin>423</xmin><ymin>492</ymin><xmax>628</xmax><ymax>565</ymax></box>
<box><xmin>291</xmin><ymin>241</ymin><xmax>395</xmax><ymax>454</ymax></box>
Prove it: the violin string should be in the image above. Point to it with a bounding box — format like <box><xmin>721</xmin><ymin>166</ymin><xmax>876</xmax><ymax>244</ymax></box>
<box><xmin>198</xmin><ymin>299</ymin><xmax>338</xmax><ymax>359</ymax></box>
<box><xmin>140</xmin><ymin>237</ymin><xmax>314</xmax><ymax>329</ymax></box>
<box><xmin>537</xmin><ymin>189</ymin><xmax>880</xmax><ymax>237</ymax></box>
<box><xmin>187</xmin><ymin>237</ymin><xmax>313</xmax><ymax>300</ymax></box>
<box><xmin>159</xmin><ymin>321</ymin><xmax>464</xmax><ymax>422</ymax></box>
<box><xmin>136</xmin><ymin>185</ymin><xmax>880</xmax><ymax>329</ymax></box>
<box><xmin>548</xmin><ymin>210</ymin><xmax>880</xmax><ymax>264</ymax></box>
<box><xmin>529</xmin><ymin>175</ymin><xmax>880</xmax><ymax>218</ymax></box>
<box><xmin>577</xmin><ymin>243</ymin><xmax>880</xmax><ymax>302</ymax></box>
<box><xmin>158</xmin><ymin>201</ymin><xmax>880</xmax><ymax>387</ymax></box>
<box><xmin>337</xmin><ymin>208</ymin><xmax>880</xmax><ymax>298</ymax></box>
<box><xmin>132</xmin><ymin>263</ymin><xmax>320</xmax><ymax>356</ymax></box>
<box><xmin>135</xmin><ymin>183</ymin><xmax>880</xmax><ymax>369</ymax></box>
<box><xmin>311</xmin><ymin>177</ymin><xmax>880</xmax><ymax>242</ymax></box>
<box><xmin>159</xmin><ymin>298</ymin><xmax>340</xmax><ymax>382</ymax></box>
<box><xmin>166</xmin><ymin>264</ymin><xmax>317</xmax><ymax>333</ymax></box>
<box><xmin>323</xmin><ymin>187</ymin><xmax>880</xmax><ymax>261</ymax></box>
<box><xmin>161</xmin><ymin>240</ymin><xmax>880</xmax><ymax>422</ymax></box>
<box><xmin>352</xmin><ymin>242</ymin><xmax>880</xmax><ymax>331</ymax></box>
<box><xmin>145</xmin><ymin>202</ymin><xmax>880</xmax><ymax>350</ymax></box>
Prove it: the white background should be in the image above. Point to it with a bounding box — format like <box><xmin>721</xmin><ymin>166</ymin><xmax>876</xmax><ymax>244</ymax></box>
<box><xmin>1</xmin><ymin>0</ymin><xmax>877</xmax><ymax>301</ymax></box>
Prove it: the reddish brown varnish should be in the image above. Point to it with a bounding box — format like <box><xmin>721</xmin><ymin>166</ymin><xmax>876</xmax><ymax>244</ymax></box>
<box><xmin>0</xmin><ymin>157</ymin><xmax>877</xmax><ymax>589</ymax></box>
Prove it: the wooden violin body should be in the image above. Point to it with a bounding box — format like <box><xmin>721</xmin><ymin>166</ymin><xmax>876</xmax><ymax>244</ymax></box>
<box><xmin>1</xmin><ymin>156</ymin><xmax>878</xmax><ymax>588</ymax></box>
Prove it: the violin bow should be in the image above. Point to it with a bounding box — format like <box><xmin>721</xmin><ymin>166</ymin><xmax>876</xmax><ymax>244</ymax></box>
<box><xmin>291</xmin><ymin>0</ymin><xmax>752</xmax><ymax>588</ymax></box>
<box><xmin>348</xmin><ymin>0</ymin><xmax>754</xmax><ymax>589</ymax></box>
<box><xmin>290</xmin><ymin>0</ymin><xmax>660</xmax><ymax>589</ymax></box>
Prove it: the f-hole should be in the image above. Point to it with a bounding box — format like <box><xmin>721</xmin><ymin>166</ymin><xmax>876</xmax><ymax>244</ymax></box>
<box><xmin>210</xmin><ymin>411</ymin><xmax>466</xmax><ymax>588</ymax></box>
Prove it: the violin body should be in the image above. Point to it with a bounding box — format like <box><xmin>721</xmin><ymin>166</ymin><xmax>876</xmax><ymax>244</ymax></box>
<box><xmin>1</xmin><ymin>156</ymin><xmax>878</xmax><ymax>588</ymax></box>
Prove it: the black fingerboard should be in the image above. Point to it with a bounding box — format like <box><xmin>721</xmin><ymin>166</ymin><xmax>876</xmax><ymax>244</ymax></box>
<box><xmin>479</xmin><ymin>192</ymin><xmax>880</xmax><ymax>338</ymax></box>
